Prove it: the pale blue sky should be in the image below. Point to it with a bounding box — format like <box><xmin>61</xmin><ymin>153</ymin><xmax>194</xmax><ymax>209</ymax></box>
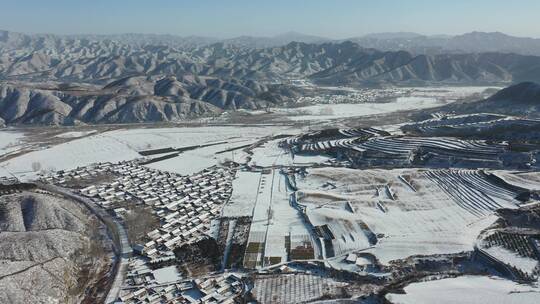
<box><xmin>1</xmin><ymin>0</ymin><xmax>539</xmax><ymax>38</ymax></box>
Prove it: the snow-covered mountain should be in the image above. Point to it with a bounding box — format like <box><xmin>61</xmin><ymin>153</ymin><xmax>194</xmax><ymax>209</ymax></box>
<box><xmin>422</xmin><ymin>82</ymin><xmax>540</xmax><ymax>118</ymax></box>
<box><xmin>2</xmin><ymin>30</ymin><xmax>540</xmax><ymax>125</ymax></box>
<box><xmin>348</xmin><ymin>31</ymin><xmax>540</xmax><ymax>56</ymax></box>
<box><xmin>0</xmin><ymin>75</ymin><xmax>305</xmax><ymax>125</ymax></box>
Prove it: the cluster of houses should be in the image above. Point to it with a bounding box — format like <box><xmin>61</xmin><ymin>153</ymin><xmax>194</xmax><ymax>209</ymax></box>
<box><xmin>40</xmin><ymin>162</ymin><xmax>113</xmax><ymax>185</ymax></box>
<box><xmin>45</xmin><ymin>161</ymin><xmax>235</xmax><ymax>261</ymax></box>
<box><xmin>41</xmin><ymin>160</ymin><xmax>244</xmax><ymax>302</ymax></box>
<box><xmin>0</xmin><ymin>176</ymin><xmax>18</xmax><ymax>185</ymax></box>
<box><xmin>120</xmin><ymin>273</ymin><xmax>244</xmax><ymax>304</ymax></box>
<box><xmin>296</xmin><ymin>87</ymin><xmax>412</xmax><ymax>105</ymax></box>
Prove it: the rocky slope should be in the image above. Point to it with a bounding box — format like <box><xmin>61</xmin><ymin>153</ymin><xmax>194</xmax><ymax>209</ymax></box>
<box><xmin>0</xmin><ymin>76</ymin><xmax>304</xmax><ymax>125</ymax></box>
<box><xmin>0</xmin><ymin>190</ymin><xmax>109</xmax><ymax>304</ymax></box>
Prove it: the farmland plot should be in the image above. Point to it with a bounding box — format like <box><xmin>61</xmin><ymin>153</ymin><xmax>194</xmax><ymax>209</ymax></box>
<box><xmin>244</xmin><ymin>169</ymin><xmax>314</xmax><ymax>268</ymax></box>
<box><xmin>0</xmin><ymin>125</ymin><xmax>295</xmax><ymax>180</ymax></box>
<box><xmin>144</xmin><ymin>138</ymin><xmax>254</xmax><ymax>175</ymax></box>
<box><xmin>492</xmin><ymin>171</ymin><xmax>540</xmax><ymax>191</ymax></box>
<box><xmin>296</xmin><ymin>167</ymin><xmax>511</xmax><ymax>264</ymax></box>
<box><xmin>0</xmin><ymin>134</ymin><xmax>141</xmax><ymax>180</ymax></box>
<box><xmin>0</xmin><ymin>130</ymin><xmax>25</xmax><ymax>156</ymax></box>
<box><xmin>386</xmin><ymin>275</ymin><xmax>540</xmax><ymax>304</ymax></box>
<box><xmin>252</xmin><ymin>273</ymin><xmax>349</xmax><ymax>304</ymax></box>
<box><xmin>249</xmin><ymin>138</ymin><xmax>329</xmax><ymax>168</ymax></box>
<box><xmin>269</xmin><ymin>86</ymin><xmax>496</xmax><ymax>121</ymax></box>
<box><xmin>244</xmin><ymin>172</ymin><xmax>273</xmax><ymax>268</ymax></box>
<box><xmin>222</xmin><ymin>171</ymin><xmax>262</xmax><ymax>217</ymax></box>
<box><xmin>424</xmin><ymin>170</ymin><xmax>521</xmax><ymax>217</ymax></box>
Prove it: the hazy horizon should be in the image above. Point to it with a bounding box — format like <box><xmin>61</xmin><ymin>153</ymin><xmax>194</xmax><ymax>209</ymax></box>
<box><xmin>3</xmin><ymin>28</ymin><xmax>540</xmax><ymax>41</ymax></box>
<box><xmin>2</xmin><ymin>0</ymin><xmax>540</xmax><ymax>39</ymax></box>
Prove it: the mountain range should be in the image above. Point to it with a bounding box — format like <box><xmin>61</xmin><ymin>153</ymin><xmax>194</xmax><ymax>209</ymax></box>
<box><xmin>2</xmin><ymin>29</ymin><xmax>540</xmax><ymax>125</ymax></box>
<box><xmin>347</xmin><ymin>32</ymin><xmax>540</xmax><ymax>56</ymax></box>
<box><xmin>4</xmin><ymin>30</ymin><xmax>540</xmax><ymax>55</ymax></box>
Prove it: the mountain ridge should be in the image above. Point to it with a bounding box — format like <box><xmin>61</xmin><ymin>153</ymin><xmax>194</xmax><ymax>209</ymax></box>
<box><xmin>2</xmin><ymin>30</ymin><xmax>540</xmax><ymax>125</ymax></box>
<box><xmin>4</xmin><ymin>29</ymin><xmax>540</xmax><ymax>55</ymax></box>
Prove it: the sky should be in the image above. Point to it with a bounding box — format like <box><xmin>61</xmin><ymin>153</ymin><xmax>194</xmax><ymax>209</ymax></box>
<box><xmin>1</xmin><ymin>0</ymin><xmax>540</xmax><ymax>38</ymax></box>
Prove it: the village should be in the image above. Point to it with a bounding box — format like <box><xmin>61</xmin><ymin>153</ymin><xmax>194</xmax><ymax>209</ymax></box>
<box><xmin>9</xmin><ymin>123</ymin><xmax>539</xmax><ymax>304</ymax></box>
<box><xmin>40</xmin><ymin>159</ymin><xmax>244</xmax><ymax>303</ymax></box>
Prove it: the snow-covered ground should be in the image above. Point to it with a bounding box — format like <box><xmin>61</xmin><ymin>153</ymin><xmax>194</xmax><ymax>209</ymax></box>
<box><xmin>482</xmin><ymin>245</ymin><xmax>539</xmax><ymax>274</ymax></box>
<box><xmin>270</xmin><ymin>86</ymin><xmax>496</xmax><ymax>121</ymax></box>
<box><xmin>264</xmin><ymin>170</ymin><xmax>313</xmax><ymax>264</ymax></box>
<box><xmin>0</xmin><ymin>130</ymin><xmax>26</xmax><ymax>157</ymax></box>
<box><xmin>386</xmin><ymin>275</ymin><xmax>540</xmax><ymax>304</ymax></box>
<box><xmin>269</xmin><ymin>97</ymin><xmax>441</xmax><ymax>121</ymax></box>
<box><xmin>492</xmin><ymin>171</ymin><xmax>540</xmax><ymax>191</ymax></box>
<box><xmin>54</xmin><ymin>130</ymin><xmax>97</xmax><ymax>138</ymax></box>
<box><xmin>0</xmin><ymin>126</ymin><xmax>296</xmax><ymax>180</ymax></box>
<box><xmin>222</xmin><ymin>171</ymin><xmax>261</xmax><ymax>217</ymax></box>
<box><xmin>151</xmin><ymin>266</ymin><xmax>182</xmax><ymax>284</ymax></box>
<box><xmin>297</xmin><ymin>168</ymin><xmax>499</xmax><ymax>264</ymax></box>
<box><xmin>245</xmin><ymin>169</ymin><xmax>314</xmax><ymax>267</ymax></box>
<box><xmin>0</xmin><ymin>134</ymin><xmax>141</xmax><ymax>180</ymax></box>
<box><xmin>249</xmin><ymin>138</ymin><xmax>330</xmax><ymax>167</ymax></box>
<box><xmin>144</xmin><ymin>139</ymin><xmax>253</xmax><ymax>176</ymax></box>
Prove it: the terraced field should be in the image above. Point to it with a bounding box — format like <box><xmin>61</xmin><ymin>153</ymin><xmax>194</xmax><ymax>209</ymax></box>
<box><xmin>424</xmin><ymin>170</ymin><xmax>522</xmax><ymax>217</ymax></box>
<box><xmin>402</xmin><ymin>114</ymin><xmax>540</xmax><ymax>140</ymax></box>
<box><xmin>282</xmin><ymin>127</ymin><xmax>535</xmax><ymax>170</ymax></box>
<box><xmin>296</xmin><ymin>135</ymin><xmax>506</xmax><ymax>158</ymax></box>
<box><xmin>294</xmin><ymin>167</ymin><xmax>530</xmax><ymax>264</ymax></box>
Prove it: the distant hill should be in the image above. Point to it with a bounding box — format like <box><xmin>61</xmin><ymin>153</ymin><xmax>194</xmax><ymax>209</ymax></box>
<box><xmin>489</xmin><ymin>81</ymin><xmax>540</xmax><ymax>104</ymax></box>
<box><xmin>0</xmin><ymin>76</ymin><xmax>304</xmax><ymax>125</ymax></box>
<box><xmin>347</xmin><ymin>31</ymin><xmax>540</xmax><ymax>56</ymax></box>
<box><xmin>3</xmin><ymin>30</ymin><xmax>540</xmax><ymax>86</ymax></box>
<box><xmin>5</xmin><ymin>30</ymin><xmax>540</xmax><ymax>55</ymax></box>
<box><xmin>221</xmin><ymin>32</ymin><xmax>330</xmax><ymax>48</ymax></box>
<box><xmin>3</xmin><ymin>29</ymin><xmax>540</xmax><ymax>125</ymax></box>
<box><xmin>425</xmin><ymin>82</ymin><xmax>540</xmax><ymax>118</ymax></box>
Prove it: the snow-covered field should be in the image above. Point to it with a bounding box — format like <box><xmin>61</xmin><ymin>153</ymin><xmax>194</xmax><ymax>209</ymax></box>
<box><xmin>144</xmin><ymin>138</ymin><xmax>253</xmax><ymax>176</ymax></box>
<box><xmin>54</xmin><ymin>130</ymin><xmax>97</xmax><ymax>138</ymax></box>
<box><xmin>270</xmin><ymin>86</ymin><xmax>496</xmax><ymax>121</ymax></box>
<box><xmin>0</xmin><ymin>134</ymin><xmax>141</xmax><ymax>180</ymax></box>
<box><xmin>245</xmin><ymin>169</ymin><xmax>314</xmax><ymax>267</ymax></box>
<box><xmin>492</xmin><ymin>171</ymin><xmax>540</xmax><ymax>191</ymax></box>
<box><xmin>482</xmin><ymin>245</ymin><xmax>539</xmax><ymax>274</ymax></box>
<box><xmin>386</xmin><ymin>275</ymin><xmax>540</xmax><ymax>304</ymax></box>
<box><xmin>249</xmin><ymin>138</ymin><xmax>330</xmax><ymax>167</ymax></box>
<box><xmin>297</xmin><ymin>168</ymin><xmax>499</xmax><ymax>264</ymax></box>
<box><xmin>223</xmin><ymin>171</ymin><xmax>261</xmax><ymax>217</ymax></box>
<box><xmin>264</xmin><ymin>170</ymin><xmax>312</xmax><ymax>264</ymax></box>
<box><xmin>151</xmin><ymin>266</ymin><xmax>182</xmax><ymax>284</ymax></box>
<box><xmin>270</xmin><ymin>97</ymin><xmax>441</xmax><ymax>121</ymax></box>
<box><xmin>0</xmin><ymin>125</ymin><xmax>296</xmax><ymax>180</ymax></box>
<box><xmin>0</xmin><ymin>130</ymin><xmax>26</xmax><ymax>157</ymax></box>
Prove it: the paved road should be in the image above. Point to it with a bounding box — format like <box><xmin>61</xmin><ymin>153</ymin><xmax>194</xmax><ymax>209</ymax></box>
<box><xmin>36</xmin><ymin>182</ymin><xmax>131</xmax><ymax>304</ymax></box>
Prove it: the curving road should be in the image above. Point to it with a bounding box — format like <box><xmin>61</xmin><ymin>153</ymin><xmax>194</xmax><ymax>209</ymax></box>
<box><xmin>36</xmin><ymin>182</ymin><xmax>131</xmax><ymax>304</ymax></box>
